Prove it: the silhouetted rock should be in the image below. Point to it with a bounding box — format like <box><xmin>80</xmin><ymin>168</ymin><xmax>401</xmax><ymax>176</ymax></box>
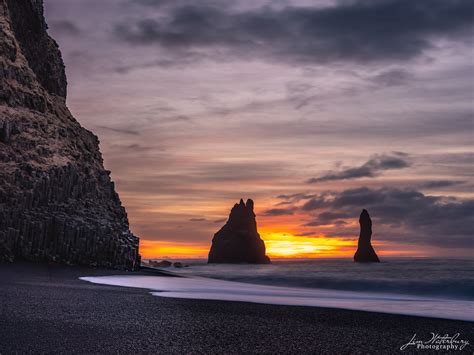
<box><xmin>173</xmin><ymin>262</ymin><xmax>183</xmax><ymax>268</ymax></box>
<box><xmin>0</xmin><ymin>0</ymin><xmax>140</xmax><ymax>270</ymax></box>
<box><xmin>208</xmin><ymin>199</ymin><xmax>271</xmax><ymax>264</ymax></box>
<box><xmin>354</xmin><ymin>209</ymin><xmax>380</xmax><ymax>262</ymax></box>
<box><xmin>149</xmin><ymin>260</ymin><xmax>172</xmax><ymax>268</ymax></box>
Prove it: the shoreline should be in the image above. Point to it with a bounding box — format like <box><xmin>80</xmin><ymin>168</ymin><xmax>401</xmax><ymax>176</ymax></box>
<box><xmin>81</xmin><ymin>272</ymin><xmax>474</xmax><ymax>322</ymax></box>
<box><xmin>1</xmin><ymin>262</ymin><xmax>472</xmax><ymax>353</ymax></box>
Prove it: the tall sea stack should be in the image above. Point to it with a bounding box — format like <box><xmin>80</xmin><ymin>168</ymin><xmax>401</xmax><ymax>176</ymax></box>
<box><xmin>208</xmin><ymin>199</ymin><xmax>270</xmax><ymax>264</ymax></box>
<box><xmin>354</xmin><ymin>209</ymin><xmax>380</xmax><ymax>262</ymax></box>
<box><xmin>0</xmin><ymin>0</ymin><xmax>140</xmax><ymax>269</ymax></box>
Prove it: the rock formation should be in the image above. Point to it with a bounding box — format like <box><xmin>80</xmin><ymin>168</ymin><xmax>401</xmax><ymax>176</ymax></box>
<box><xmin>354</xmin><ymin>209</ymin><xmax>380</xmax><ymax>262</ymax></box>
<box><xmin>0</xmin><ymin>0</ymin><xmax>140</xmax><ymax>269</ymax></box>
<box><xmin>208</xmin><ymin>199</ymin><xmax>270</xmax><ymax>264</ymax></box>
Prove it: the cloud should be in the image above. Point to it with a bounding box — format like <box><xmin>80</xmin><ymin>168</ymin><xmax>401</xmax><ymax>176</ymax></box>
<box><xmin>277</xmin><ymin>193</ymin><xmax>317</xmax><ymax>202</ymax></box>
<box><xmin>183</xmin><ymin>161</ymin><xmax>291</xmax><ymax>183</ymax></box>
<box><xmin>95</xmin><ymin>125</ymin><xmax>141</xmax><ymax>136</ymax></box>
<box><xmin>129</xmin><ymin>0</ymin><xmax>223</xmax><ymax>8</ymax></box>
<box><xmin>307</xmin><ymin>153</ymin><xmax>410</xmax><ymax>183</ymax></box>
<box><xmin>300</xmin><ymin>186</ymin><xmax>474</xmax><ymax>248</ymax></box>
<box><xmin>115</xmin><ymin>0</ymin><xmax>473</xmax><ymax>65</ymax></box>
<box><xmin>112</xmin><ymin>56</ymin><xmax>201</xmax><ymax>74</ymax></box>
<box><xmin>370</xmin><ymin>69</ymin><xmax>412</xmax><ymax>87</ymax></box>
<box><xmin>129</xmin><ymin>0</ymin><xmax>169</xmax><ymax>6</ymax></box>
<box><xmin>305</xmin><ymin>212</ymin><xmax>350</xmax><ymax>226</ymax></box>
<box><xmin>213</xmin><ymin>218</ymin><xmax>227</xmax><ymax>224</ymax></box>
<box><xmin>263</xmin><ymin>207</ymin><xmax>295</xmax><ymax>216</ymax></box>
<box><xmin>189</xmin><ymin>218</ymin><xmax>207</xmax><ymax>222</ymax></box>
<box><xmin>49</xmin><ymin>20</ymin><xmax>81</xmax><ymax>36</ymax></box>
<box><xmin>302</xmin><ymin>196</ymin><xmax>329</xmax><ymax>211</ymax></box>
<box><xmin>419</xmin><ymin>180</ymin><xmax>466</xmax><ymax>189</ymax></box>
<box><xmin>109</xmin><ymin>143</ymin><xmax>156</xmax><ymax>152</ymax></box>
<box><xmin>250</xmin><ymin>110</ymin><xmax>473</xmax><ymax>144</ymax></box>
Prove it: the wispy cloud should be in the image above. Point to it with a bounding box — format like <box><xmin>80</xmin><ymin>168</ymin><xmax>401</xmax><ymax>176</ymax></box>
<box><xmin>305</xmin><ymin>212</ymin><xmax>350</xmax><ymax>227</ymax></box>
<box><xmin>419</xmin><ymin>180</ymin><xmax>466</xmax><ymax>189</ymax></box>
<box><xmin>369</xmin><ymin>69</ymin><xmax>412</xmax><ymax>87</ymax></box>
<box><xmin>307</xmin><ymin>153</ymin><xmax>410</xmax><ymax>184</ymax></box>
<box><xmin>95</xmin><ymin>125</ymin><xmax>141</xmax><ymax>136</ymax></box>
<box><xmin>263</xmin><ymin>207</ymin><xmax>295</xmax><ymax>216</ymax></box>
<box><xmin>50</xmin><ymin>20</ymin><xmax>81</xmax><ymax>36</ymax></box>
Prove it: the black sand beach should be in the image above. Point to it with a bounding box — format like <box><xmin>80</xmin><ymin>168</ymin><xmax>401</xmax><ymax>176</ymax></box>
<box><xmin>0</xmin><ymin>263</ymin><xmax>472</xmax><ymax>354</ymax></box>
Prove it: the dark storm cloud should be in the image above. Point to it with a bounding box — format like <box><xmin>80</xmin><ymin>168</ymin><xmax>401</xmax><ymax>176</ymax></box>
<box><xmin>115</xmin><ymin>0</ymin><xmax>473</xmax><ymax>64</ymax></box>
<box><xmin>49</xmin><ymin>20</ymin><xmax>81</xmax><ymax>36</ymax></box>
<box><xmin>307</xmin><ymin>153</ymin><xmax>410</xmax><ymax>184</ymax></box>
<box><xmin>301</xmin><ymin>186</ymin><xmax>474</xmax><ymax>247</ymax></box>
<box><xmin>263</xmin><ymin>207</ymin><xmax>295</xmax><ymax>216</ymax></box>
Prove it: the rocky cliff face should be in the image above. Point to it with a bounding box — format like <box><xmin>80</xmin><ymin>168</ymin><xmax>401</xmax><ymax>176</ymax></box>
<box><xmin>0</xmin><ymin>0</ymin><xmax>140</xmax><ymax>269</ymax></box>
<box><xmin>208</xmin><ymin>199</ymin><xmax>270</xmax><ymax>264</ymax></box>
<box><xmin>354</xmin><ymin>209</ymin><xmax>380</xmax><ymax>263</ymax></box>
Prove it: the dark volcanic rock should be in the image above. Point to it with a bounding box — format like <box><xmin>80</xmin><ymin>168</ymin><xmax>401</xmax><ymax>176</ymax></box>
<box><xmin>5</xmin><ymin>0</ymin><xmax>67</xmax><ymax>98</ymax></box>
<box><xmin>354</xmin><ymin>209</ymin><xmax>380</xmax><ymax>263</ymax></box>
<box><xmin>0</xmin><ymin>0</ymin><xmax>140</xmax><ymax>269</ymax></box>
<box><xmin>208</xmin><ymin>199</ymin><xmax>270</xmax><ymax>264</ymax></box>
<box><xmin>148</xmin><ymin>260</ymin><xmax>172</xmax><ymax>268</ymax></box>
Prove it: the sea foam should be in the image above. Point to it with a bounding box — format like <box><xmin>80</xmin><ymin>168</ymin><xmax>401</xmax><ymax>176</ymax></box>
<box><xmin>80</xmin><ymin>275</ymin><xmax>474</xmax><ymax>321</ymax></box>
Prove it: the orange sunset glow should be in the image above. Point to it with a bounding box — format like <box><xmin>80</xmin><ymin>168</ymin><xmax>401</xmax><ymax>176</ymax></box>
<box><xmin>140</xmin><ymin>235</ymin><xmax>358</xmax><ymax>259</ymax></box>
<box><xmin>138</xmin><ymin>206</ymin><xmax>364</xmax><ymax>259</ymax></box>
<box><xmin>139</xmin><ymin>209</ymin><xmax>362</xmax><ymax>259</ymax></box>
<box><xmin>136</xmin><ymin>204</ymin><xmax>448</xmax><ymax>260</ymax></box>
<box><xmin>139</xmin><ymin>234</ymin><xmax>435</xmax><ymax>260</ymax></box>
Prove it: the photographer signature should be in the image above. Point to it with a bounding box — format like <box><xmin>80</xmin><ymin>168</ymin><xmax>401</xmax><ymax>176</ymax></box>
<box><xmin>400</xmin><ymin>333</ymin><xmax>469</xmax><ymax>351</ymax></box>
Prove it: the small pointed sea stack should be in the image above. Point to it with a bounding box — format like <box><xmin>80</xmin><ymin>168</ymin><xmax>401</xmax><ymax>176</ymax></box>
<box><xmin>208</xmin><ymin>199</ymin><xmax>271</xmax><ymax>264</ymax></box>
<box><xmin>354</xmin><ymin>209</ymin><xmax>380</xmax><ymax>262</ymax></box>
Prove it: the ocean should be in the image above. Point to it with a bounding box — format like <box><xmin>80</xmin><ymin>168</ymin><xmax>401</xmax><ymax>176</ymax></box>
<box><xmin>81</xmin><ymin>258</ymin><xmax>474</xmax><ymax>321</ymax></box>
<box><xmin>170</xmin><ymin>258</ymin><xmax>474</xmax><ymax>301</ymax></box>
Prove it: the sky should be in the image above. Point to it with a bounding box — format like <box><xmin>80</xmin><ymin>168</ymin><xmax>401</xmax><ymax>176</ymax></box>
<box><xmin>43</xmin><ymin>0</ymin><xmax>473</xmax><ymax>259</ymax></box>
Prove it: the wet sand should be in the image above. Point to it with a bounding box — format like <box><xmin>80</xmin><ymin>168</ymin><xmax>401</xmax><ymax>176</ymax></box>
<box><xmin>0</xmin><ymin>262</ymin><xmax>472</xmax><ymax>354</ymax></box>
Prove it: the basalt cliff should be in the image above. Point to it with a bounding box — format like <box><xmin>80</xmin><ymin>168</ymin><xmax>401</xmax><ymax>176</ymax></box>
<box><xmin>208</xmin><ymin>199</ymin><xmax>270</xmax><ymax>264</ymax></box>
<box><xmin>0</xmin><ymin>0</ymin><xmax>140</xmax><ymax>269</ymax></box>
<box><xmin>354</xmin><ymin>209</ymin><xmax>380</xmax><ymax>263</ymax></box>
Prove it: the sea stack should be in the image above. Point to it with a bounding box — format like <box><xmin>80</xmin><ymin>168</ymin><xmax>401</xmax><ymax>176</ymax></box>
<box><xmin>354</xmin><ymin>209</ymin><xmax>380</xmax><ymax>263</ymax></box>
<box><xmin>208</xmin><ymin>199</ymin><xmax>270</xmax><ymax>264</ymax></box>
<box><xmin>0</xmin><ymin>0</ymin><xmax>140</xmax><ymax>269</ymax></box>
